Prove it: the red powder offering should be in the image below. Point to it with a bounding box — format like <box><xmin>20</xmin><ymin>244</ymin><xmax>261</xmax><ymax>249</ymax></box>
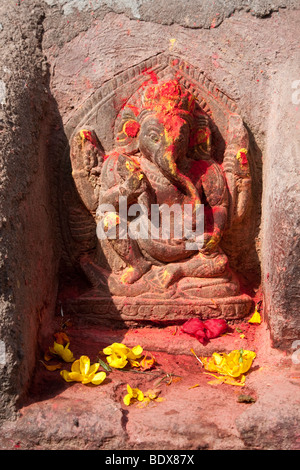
<box><xmin>124</xmin><ymin>120</ymin><xmax>140</xmax><ymax>138</ymax></box>
<box><xmin>239</xmin><ymin>151</ymin><xmax>248</xmax><ymax>165</ymax></box>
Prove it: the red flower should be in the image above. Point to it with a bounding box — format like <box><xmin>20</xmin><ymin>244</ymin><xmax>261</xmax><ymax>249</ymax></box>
<box><xmin>181</xmin><ymin>318</ymin><xmax>228</xmax><ymax>345</ymax></box>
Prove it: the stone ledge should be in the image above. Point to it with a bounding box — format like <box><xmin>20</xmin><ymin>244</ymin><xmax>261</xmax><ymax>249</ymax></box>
<box><xmin>64</xmin><ymin>293</ymin><xmax>252</xmax><ymax>326</ymax></box>
<box><xmin>0</xmin><ymin>321</ymin><xmax>299</xmax><ymax>450</ymax></box>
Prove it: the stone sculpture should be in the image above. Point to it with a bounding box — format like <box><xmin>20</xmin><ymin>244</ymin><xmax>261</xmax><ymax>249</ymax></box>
<box><xmin>63</xmin><ymin>55</ymin><xmax>254</xmax><ymax>322</ymax></box>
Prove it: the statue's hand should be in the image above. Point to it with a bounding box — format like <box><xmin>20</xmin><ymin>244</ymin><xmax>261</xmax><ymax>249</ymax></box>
<box><xmin>119</xmin><ymin>171</ymin><xmax>149</xmax><ymax>201</ymax></box>
<box><xmin>198</xmin><ymin>232</ymin><xmax>220</xmax><ymax>255</ymax></box>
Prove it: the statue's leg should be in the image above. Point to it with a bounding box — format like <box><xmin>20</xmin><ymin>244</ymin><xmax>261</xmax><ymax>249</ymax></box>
<box><xmin>110</xmin><ymin>237</ymin><xmax>151</xmax><ymax>284</ymax></box>
<box><xmin>154</xmin><ymin>250</ymin><xmax>228</xmax><ymax>289</ymax></box>
<box><xmin>101</xmin><ymin>211</ymin><xmax>151</xmax><ymax>284</ymax></box>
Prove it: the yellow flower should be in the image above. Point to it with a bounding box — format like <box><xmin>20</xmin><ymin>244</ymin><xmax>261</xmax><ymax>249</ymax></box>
<box><xmin>60</xmin><ymin>355</ymin><xmax>106</xmax><ymax>385</ymax></box>
<box><xmin>248</xmin><ymin>307</ymin><xmax>261</xmax><ymax>324</ymax></box>
<box><xmin>201</xmin><ymin>349</ymin><xmax>256</xmax><ymax>378</ymax></box>
<box><xmin>103</xmin><ymin>343</ymin><xmax>143</xmax><ymax>369</ymax></box>
<box><xmin>49</xmin><ymin>341</ymin><xmax>75</xmax><ymax>363</ymax></box>
<box><xmin>123</xmin><ymin>384</ymin><xmax>144</xmax><ymax>406</ymax></box>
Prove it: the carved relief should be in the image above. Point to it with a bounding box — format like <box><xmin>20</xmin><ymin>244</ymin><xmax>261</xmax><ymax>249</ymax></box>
<box><xmin>59</xmin><ymin>53</ymin><xmax>256</xmax><ymax>322</ymax></box>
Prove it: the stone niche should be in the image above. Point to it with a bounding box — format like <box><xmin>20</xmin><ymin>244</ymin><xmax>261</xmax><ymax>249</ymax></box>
<box><xmin>0</xmin><ymin>0</ymin><xmax>299</xmax><ymax>439</ymax></box>
<box><xmin>57</xmin><ymin>53</ymin><xmax>261</xmax><ymax>326</ymax></box>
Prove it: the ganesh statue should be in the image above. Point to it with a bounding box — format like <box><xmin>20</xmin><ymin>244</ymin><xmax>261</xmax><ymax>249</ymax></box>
<box><xmin>66</xmin><ymin>66</ymin><xmax>254</xmax><ymax>322</ymax></box>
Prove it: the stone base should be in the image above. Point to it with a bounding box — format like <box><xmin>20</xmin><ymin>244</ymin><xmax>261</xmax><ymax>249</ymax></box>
<box><xmin>63</xmin><ymin>292</ymin><xmax>253</xmax><ymax>325</ymax></box>
<box><xmin>1</xmin><ymin>322</ymin><xmax>299</xmax><ymax>450</ymax></box>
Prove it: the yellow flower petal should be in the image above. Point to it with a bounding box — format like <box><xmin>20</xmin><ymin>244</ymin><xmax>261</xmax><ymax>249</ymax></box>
<box><xmin>71</xmin><ymin>359</ymin><xmax>81</xmax><ymax>373</ymax></box>
<box><xmin>135</xmin><ymin>389</ymin><xmax>144</xmax><ymax>401</ymax></box>
<box><xmin>79</xmin><ymin>355</ymin><xmax>91</xmax><ymax>376</ymax></box>
<box><xmin>60</xmin><ymin>369</ymin><xmax>78</xmax><ymax>382</ymax></box>
<box><xmin>91</xmin><ymin>371</ymin><xmax>106</xmax><ymax>385</ymax></box>
<box><xmin>51</xmin><ymin>342</ymin><xmax>64</xmax><ymax>355</ymax></box>
<box><xmin>107</xmin><ymin>352</ymin><xmax>128</xmax><ymax>369</ymax></box>
<box><xmin>68</xmin><ymin>371</ymin><xmax>84</xmax><ymax>382</ymax></box>
<box><xmin>51</xmin><ymin>342</ymin><xmax>75</xmax><ymax>363</ymax></box>
<box><xmin>123</xmin><ymin>394</ymin><xmax>132</xmax><ymax>406</ymax></box>
<box><xmin>103</xmin><ymin>343</ymin><xmax>144</xmax><ymax>369</ymax></box>
<box><xmin>87</xmin><ymin>363</ymin><xmax>100</xmax><ymax>377</ymax></box>
<box><xmin>128</xmin><ymin>345</ymin><xmax>143</xmax><ymax>359</ymax></box>
<box><xmin>103</xmin><ymin>343</ymin><xmax>130</xmax><ymax>356</ymax></box>
<box><xmin>123</xmin><ymin>384</ymin><xmax>144</xmax><ymax>405</ymax></box>
<box><xmin>248</xmin><ymin>309</ymin><xmax>261</xmax><ymax>324</ymax></box>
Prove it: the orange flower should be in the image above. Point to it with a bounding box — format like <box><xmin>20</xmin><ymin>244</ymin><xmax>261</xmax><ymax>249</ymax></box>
<box><xmin>139</xmin><ymin>353</ymin><xmax>156</xmax><ymax>371</ymax></box>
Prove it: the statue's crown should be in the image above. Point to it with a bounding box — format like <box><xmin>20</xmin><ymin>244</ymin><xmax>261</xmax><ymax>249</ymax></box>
<box><xmin>142</xmin><ymin>80</ymin><xmax>195</xmax><ymax>115</ymax></box>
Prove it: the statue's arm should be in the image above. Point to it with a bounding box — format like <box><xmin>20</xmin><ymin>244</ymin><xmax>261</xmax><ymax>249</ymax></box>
<box><xmin>99</xmin><ymin>153</ymin><xmax>149</xmax><ymax>209</ymax></box>
<box><xmin>200</xmin><ymin>161</ymin><xmax>228</xmax><ymax>253</ymax></box>
<box><xmin>70</xmin><ymin>129</ymin><xmax>104</xmax><ymax>213</ymax></box>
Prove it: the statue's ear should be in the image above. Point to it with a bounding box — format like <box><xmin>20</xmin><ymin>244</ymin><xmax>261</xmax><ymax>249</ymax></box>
<box><xmin>114</xmin><ymin>108</ymin><xmax>140</xmax><ymax>155</ymax></box>
<box><xmin>188</xmin><ymin>109</ymin><xmax>211</xmax><ymax>160</ymax></box>
<box><xmin>70</xmin><ymin>128</ymin><xmax>104</xmax><ymax>214</ymax></box>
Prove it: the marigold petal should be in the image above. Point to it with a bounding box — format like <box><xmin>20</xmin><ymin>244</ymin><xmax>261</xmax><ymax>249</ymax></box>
<box><xmin>136</xmin><ymin>389</ymin><xmax>144</xmax><ymax>401</ymax></box>
<box><xmin>87</xmin><ymin>363</ymin><xmax>100</xmax><ymax>377</ymax></box>
<box><xmin>52</xmin><ymin>342</ymin><xmax>64</xmax><ymax>355</ymax></box>
<box><xmin>104</xmin><ymin>343</ymin><xmax>130</xmax><ymax>355</ymax></box>
<box><xmin>128</xmin><ymin>345</ymin><xmax>143</xmax><ymax>359</ymax></box>
<box><xmin>80</xmin><ymin>356</ymin><xmax>90</xmax><ymax>376</ymax></box>
<box><xmin>128</xmin><ymin>359</ymin><xmax>141</xmax><ymax>368</ymax></box>
<box><xmin>44</xmin><ymin>351</ymin><xmax>53</xmax><ymax>361</ymax></box>
<box><xmin>123</xmin><ymin>394</ymin><xmax>131</xmax><ymax>406</ymax></box>
<box><xmin>71</xmin><ymin>359</ymin><xmax>81</xmax><ymax>373</ymax></box>
<box><xmin>248</xmin><ymin>310</ymin><xmax>261</xmax><ymax>324</ymax></box>
<box><xmin>60</xmin><ymin>370</ymin><xmax>77</xmax><ymax>382</ymax></box>
<box><xmin>91</xmin><ymin>371</ymin><xmax>106</xmax><ymax>385</ymax></box>
<box><xmin>68</xmin><ymin>371</ymin><xmax>84</xmax><ymax>382</ymax></box>
<box><xmin>107</xmin><ymin>352</ymin><xmax>128</xmax><ymax>369</ymax></box>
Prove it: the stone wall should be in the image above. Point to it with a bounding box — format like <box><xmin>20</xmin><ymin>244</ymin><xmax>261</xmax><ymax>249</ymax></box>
<box><xmin>0</xmin><ymin>0</ymin><xmax>299</xmax><ymax>422</ymax></box>
<box><xmin>262</xmin><ymin>60</ymin><xmax>300</xmax><ymax>349</ymax></box>
<box><xmin>0</xmin><ymin>2</ymin><xmax>59</xmax><ymax>422</ymax></box>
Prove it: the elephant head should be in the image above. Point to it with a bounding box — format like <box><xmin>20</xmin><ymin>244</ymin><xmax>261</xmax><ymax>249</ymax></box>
<box><xmin>115</xmin><ymin>80</ymin><xmax>212</xmax><ymax>213</ymax></box>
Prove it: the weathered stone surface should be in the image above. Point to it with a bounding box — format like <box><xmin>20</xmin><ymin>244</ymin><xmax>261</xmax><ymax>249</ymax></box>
<box><xmin>261</xmin><ymin>60</ymin><xmax>300</xmax><ymax>349</ymax></box>
<box><xmin>0</xmin><ymin>1</ymin><xmax>58</xmax><ymax>423</ymax></box>
<box><xmin>0</xmin><ymin>385</ymin><xmax>126</xmax><ymax>450</ymax></box>
<box><xmin>0</xmin><ymin>322</ymin><xmax>299</xmax><ymax>450</ymax></box>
